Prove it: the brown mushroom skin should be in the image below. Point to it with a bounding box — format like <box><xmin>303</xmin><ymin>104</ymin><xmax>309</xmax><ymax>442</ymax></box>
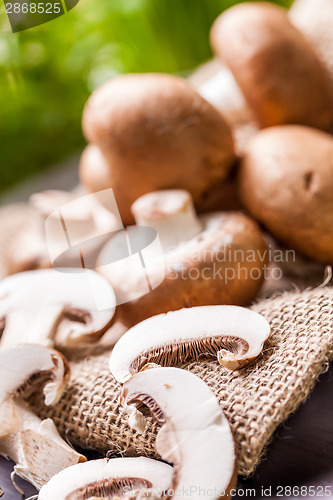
<box><xmin>238</xmin><ymin>125</ymin><xmax>333</xmax><ymax>264</ymax></box>
<box><xmin>210</xmin><ymin>2</ymin><xmax>333</xmax><ymax>130</ymax></box>
<box><xmin>118</xmin><ymin>212</ymin><xmax>268</xmax><ymax>327</ymax></box>
<box><xmin>290</xmin><ymin>0</ymin><xmax>333</xmax><ymax>98</ymax></box>
<box><xmin>82</xmin><ymin>74</ymin><xmax>236</xmax><ymax>224</ymax></box>
<box><xmin>79</xmin><ymin>144</ymin><xmax>112</xmax><ymax>195</ymax></box>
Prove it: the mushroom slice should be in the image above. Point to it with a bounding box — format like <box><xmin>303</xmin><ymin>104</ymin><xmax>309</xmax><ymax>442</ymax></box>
<box><xmin>0</xmin><ymin>344</ymin><xmax>86</xmax><ymax>490</ymax></box>
<box><xmin>122</xmin><ymin>367</ymin><xmax>237</xmax><ymax>499</ymax></box>
<box><xmin>0</xmin><ymin>343</ymin><xmax>69</xmax><ymax>409</ymax></box>
<box><xmin>38</xmin><ymin>457</ymin><xmax>173</xmax><ymax>500</ymax></box>
<box><xmin>109</xmin><ymin>305</ymin><xmax>270</xmax><ymax>383</ymax></box>
<box><xmin>0</xmin><ymin>268</ymin><xmax>116</xmax><ymax>349</ymax></box>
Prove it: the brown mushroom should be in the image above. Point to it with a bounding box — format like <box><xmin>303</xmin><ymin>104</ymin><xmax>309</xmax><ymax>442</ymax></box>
<box><xmin>98</xmin><ymin>190</ymin><xmax>268</xmax><ymax>326</ymax></box>
<box><xmin>210</xmin><ymin>2</ymin><xmax>333</xmax><ymax>130</ymax></box>
<box><xmin>290</xmin><ymin>0</ymin><xmax>333</xmax><ymax>98</ymax></box>
<box><xmin>238</xmin><ymin>125</ymin><xmax>333</xmax><ymax>264</ymax></box>
<box><xmin>81</xmin><ymin>73</ymin><xmax>236</xmax><ymax>224</ymax></box>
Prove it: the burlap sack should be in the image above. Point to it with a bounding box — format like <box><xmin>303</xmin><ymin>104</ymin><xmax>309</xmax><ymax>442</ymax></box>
<box><xmin>31</xmin><ymin>286</ymin><xmax>333</xmax><ymax>476</ymax></box>
<box><xmin>2</xmin><ymin>204</ymin><xmax>333</xmax><ymax>476</ymax></box>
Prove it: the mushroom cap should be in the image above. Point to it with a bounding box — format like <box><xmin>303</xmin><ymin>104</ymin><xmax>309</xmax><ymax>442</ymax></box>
<box><xmin>0</xmin><ymin>344</ymin><xmax>69</xmax><ymax>407</ymax></box>
<box><xmin>0</xmin><ymin>269</ymin><xmax>116</xmax><ymax>348</ymax></box>
<box><xmin>79</xmin><ymin>144</ymin><xmax>113</xmax><ymax>195</ymax></box>
<box><xmin>195</xmin><ymin>62</ymin><xmax>253</xmax><ymax>127</ymax></box>
<box><xmin>82</xmin><ymin>73</ymin><xmax>235</xmax><ymax>223</ymax></box>
<box><xmin>211</xmin><ymin>2</ymin><xmax>333</xmax><ymax>130</ymax></box>
<box><xmin>238</xmin><ymin>125</ymin><xmax>333</xmax><ymax>263</ymax></box>
<box><xmin>113</xmin><ymin>212</ymin><xmax>268</xmax><ymax>327</ymax></box>
<box><xmin>110</xmin><ymin>305</ymin><xmax>270</xmax><ymax>383</ymax></box>
<box><xmin>290</xmin><ymin>0</ymin><xmax>333</xmax><ymax>94</ymax></box>
<box><xmin>123</xmin><ymin>367</ymin><xmax>237</xmax><ymax>499</ymax></box>
<box><xmin>38</xmin><ymin>457</ymin><xmax>173</xmax><ymax>500</ymax></box>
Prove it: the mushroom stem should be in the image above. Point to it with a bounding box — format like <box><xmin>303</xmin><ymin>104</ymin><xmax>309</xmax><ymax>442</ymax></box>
<box><xmin>0</xmin><ymin>400</ymin><xmax>85</xmax><ymax>490</ymax></box>
<box><xmin>131</xmin><ymin>190</ymin><xmax>203</xmax><ymax>253</ymax></box>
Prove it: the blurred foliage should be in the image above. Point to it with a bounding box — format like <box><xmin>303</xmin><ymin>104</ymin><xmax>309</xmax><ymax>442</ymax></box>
<box><xmin>0</xmin><ymin>0</ymin><xmax>292</xmax><ymax>191</ymax></box>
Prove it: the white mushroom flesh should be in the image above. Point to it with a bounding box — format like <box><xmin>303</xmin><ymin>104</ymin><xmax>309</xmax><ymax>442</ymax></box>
<box><xmin>109</xmin><ymin>305</ymin><xmax>270</xmax><ymax>383</ymax></box>
<box><xmin>122</xmin><ymin>367</ymin><xmax>236</xmax><ymax>499</ymax></box>
<box><xmin>0</xmin><ymin>344</ymin><xmax>86</xmax><ymax>490</ymax></box>
<box><xmin>131</xmin><ymin>190</ymin><xmax>203</xmax><ymax>253</ymax></box>
<box><xmin>0</xmin><ymin>269</ymin><xmax>116</xmax><ymax>349</ymax></box>
<box><xmin>38</xmin><ymin>457</ymin><xmax>173</xmax><ymax>500</ymax></box>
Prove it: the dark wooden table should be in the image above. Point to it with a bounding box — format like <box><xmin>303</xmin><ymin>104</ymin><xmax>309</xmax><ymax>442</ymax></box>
<box><xmin>1</xmin><ymin>367</ymin><xmax>333</xmax><ymax>499</ymax></box>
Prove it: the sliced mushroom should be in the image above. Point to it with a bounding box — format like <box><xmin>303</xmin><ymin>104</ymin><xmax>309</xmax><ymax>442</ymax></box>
<box><xmin>122</xmin><ymin>367</ymin><xmax>237</xmax><ymax>499</ymax></box>
<box><xmin>98</xmin><ymin>189</ymin><xmax>268</xmax><ymax>326</ymax></box>
<box><xmin>0</xmin><ymin>344</ymin><xmax>86</xmax><ymax>490</ymax></box>
<box><xmin>110</xmin><ymin>305</ymin><xmax>270</xmax><ymax>383</ymax></box>
<box><xmin>0</xmin><ymin>269</ymin><xmax>116</xmax><ymax>349</ymax></box>
<box><xmin>38</xmin><ymin>457</ymin><xmax>173</xmax><ymax>499</ymax></box>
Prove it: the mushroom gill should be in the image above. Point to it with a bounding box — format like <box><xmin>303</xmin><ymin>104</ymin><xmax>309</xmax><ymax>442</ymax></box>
<box><xmin>125</xmin><ymin>393</ymin><xmax>166</xmax><ymax>425</ymax></box>
<box><xmin>128</xmin><ymin>335</ymin><xmax>249</xmax><ymax>376</ymax></box>
<box><xmin>65</xmin><ymin>478</ymin><xmax>153</xmax><ymax>500</ymax></box>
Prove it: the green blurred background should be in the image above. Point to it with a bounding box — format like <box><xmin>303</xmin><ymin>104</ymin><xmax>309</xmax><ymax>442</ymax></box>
<box><xmin>0</xmin><ymin>0</ymin><xmax>292</xmax><ymax>192</ymax></box>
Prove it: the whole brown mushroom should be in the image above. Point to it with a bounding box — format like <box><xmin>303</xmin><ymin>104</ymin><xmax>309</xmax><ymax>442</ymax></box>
<box><xmin>238</xmin><ymin>125</ymin><xmax>333</xmax><ymax>264</ymax></box>
<box><xmin>82</xmin><ymin>73</ymin><xmax>236</xmax><ymax>224</ymax></box>
<box><xmin>98</xmin><ymin>189</ymin><xmax>268</xmax><ymax>327</ymax></box>
<box><xmin>210</xmin><ymin>2</ymin><xmax>333</xmax><ymax>130</ymax></box>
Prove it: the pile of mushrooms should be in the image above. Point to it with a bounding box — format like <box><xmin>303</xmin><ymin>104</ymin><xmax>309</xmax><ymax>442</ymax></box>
<box><xmin>3</xmin><ymin>0</ymin><xmax>333</xmax><ymax>496</ymax></box>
